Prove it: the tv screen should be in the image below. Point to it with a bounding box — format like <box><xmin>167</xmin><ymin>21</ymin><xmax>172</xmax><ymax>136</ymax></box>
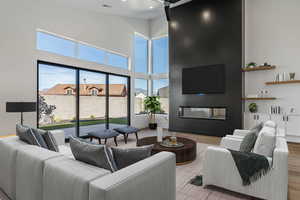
<box><xmin>182</xmin><ymin>64</ymin><xmax>225</xmax><ymax>94</ymax></box>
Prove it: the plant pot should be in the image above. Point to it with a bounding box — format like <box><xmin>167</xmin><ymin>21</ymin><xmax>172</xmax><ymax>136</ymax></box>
<box><xmin>149</xmin><ymin>123</ymin><xmax>158</xmax><ymax>130</ymax></box>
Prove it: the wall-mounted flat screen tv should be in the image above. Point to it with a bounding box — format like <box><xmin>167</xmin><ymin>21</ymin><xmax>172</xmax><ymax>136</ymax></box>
<box><xmin>182</xmin><ymin>64</ymin><xmax>225</xmax><ymax>94</ymax></box>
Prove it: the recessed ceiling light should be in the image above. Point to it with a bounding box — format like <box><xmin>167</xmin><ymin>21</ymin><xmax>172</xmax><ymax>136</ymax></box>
<box><xmin>102</xmin><ymin>4</ymin><xmax>112</xmax><ymax>8</ymax></box>
<box><xmin>121</xmin><ymin>0</ymin><xmax>127</xmax><ymax>2</ymax></box>
<box><xmin>149</xmin><ymin>6</ymin><xmax>154</xmax><ymax>9</ymax></box>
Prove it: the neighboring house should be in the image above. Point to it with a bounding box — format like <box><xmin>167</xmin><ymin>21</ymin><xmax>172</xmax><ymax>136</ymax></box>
<box><xmin>157</xmin><ymin>86</ymin><xmax>169</xmax><ymax>98</ymax></box>
<box><xmin>43</xmin><ymin>84</ymin><xmax>127</xmax><ymax>97</ymax></box>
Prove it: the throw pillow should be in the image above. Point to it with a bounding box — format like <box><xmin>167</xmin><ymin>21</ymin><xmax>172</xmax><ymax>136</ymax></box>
<box><xmin>253</xmin><ymin>128</ymin><xmax>276</xmax><ymax>157</ymax></box>
<box><xmin>239</xmin><ymin>130</ymin><xmax>257</xmax><ymax>152</ymax></box>
<box><xmin>69</xmin><ymin>137</ymin><xmax>117</xmax><ymax>172</ymax></box>
<box><xmin>43</xmin><ymin>131</ymin><xmax>59</xmax><ymax>152</ymax></box>
<box><xmin>16</xmin><ymin>124</ymin><xmax>43</xmax><ymax>147</ymax></box>
<box><xmin>250</xmin><ymin>122</ymin><xmax>264</xmax><ymax>135</ymax></box>
<box><xmin>30</xmin><ymin>128</ymin><xmax>49</xmax><ymax>149</ymax></box>
<box><xmin>111</xmin><ymin>145</ymin><xmax>153</xmax><ymax>170</ymax></box>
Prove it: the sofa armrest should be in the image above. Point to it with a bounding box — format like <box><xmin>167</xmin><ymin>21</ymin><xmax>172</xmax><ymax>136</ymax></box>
<box><xmin>49</xmin><ymin>130</ymin><xmax>65</xmax><ymax>146</ymax></box>
<box><xmin>233</xmin><ymin>129</ymin><xmax>250</xmax><ymax>137</ymax></box>
<box><xmin>89</xmin><ymin>152</ymin><xmax>176</xmax><ymax>200</ymax></box>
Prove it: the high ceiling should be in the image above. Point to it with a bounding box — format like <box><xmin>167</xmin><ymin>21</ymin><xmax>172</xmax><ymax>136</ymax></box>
<box><xmin>56</xmin><ymin>0</ymin><xmax>192</xmax><ymax>20</ymax></box>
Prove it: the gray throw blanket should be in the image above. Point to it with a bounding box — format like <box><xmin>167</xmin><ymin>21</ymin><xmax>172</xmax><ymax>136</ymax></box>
<box><xmin>228</xmin><ymin>149</ymin><xmax>272</xmax><ymax>186</ymax></box>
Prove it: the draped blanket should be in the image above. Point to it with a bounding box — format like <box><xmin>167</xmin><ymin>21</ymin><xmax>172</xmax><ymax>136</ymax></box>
<box><xmin>228</xmin><ymin>149</ymin><xmax>272</xmax><ymax>186</ymax></box>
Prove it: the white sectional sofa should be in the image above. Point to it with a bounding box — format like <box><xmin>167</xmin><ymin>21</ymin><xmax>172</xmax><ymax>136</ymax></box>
<box><xmin>203</xmin><ymin>122</ymin><xmax>289</xmax><ymax>200</ymax></box>
<box><xmin>0</xmin><ymin>130</ymin><xmax>176</xmax><ymax>200</ymax></box>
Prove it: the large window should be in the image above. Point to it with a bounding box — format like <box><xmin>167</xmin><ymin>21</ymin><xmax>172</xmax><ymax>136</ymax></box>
<box><xmin>134</xmin><ymin>34</ymin><xmax>148</xmax><ymax>73</ymax></box>
<box><xmin>37</xmin><ymin>31</ymin><xmax>129</xmax><ymax>70</ymax></box>
<box><xmin>134</xmin><ymin>79</ymin><xmax>148</xmax><ymax>114</ymax></box>
<box><xmin>38</xmin><ymin>61</ymin><xmax>130</xmax><ymax>138</ymax></box>
<box><xmin>152</xmin><ymin>37</ymin><xmax>169</xmax><ymax>74</ymax></box>
<box><xmin>37</xmin><ymin>32</ymin><xmax>76</xmax><ymax>58</ymax></box>
<box><xmin>153</xmin><ymin>79</ymin><xmax>169</xmax><ymax>114</ymax></box>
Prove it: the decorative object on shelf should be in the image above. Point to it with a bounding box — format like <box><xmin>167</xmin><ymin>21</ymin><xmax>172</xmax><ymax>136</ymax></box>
<box><xmin>246</xmin><ymin>62</ymin><xmax>257</xmax><ymax>68</ymax></box>
<box><xmin>157</xmin><ymin>127</ymin><xmax>163</xmax><ymax>142</ymax></box>
<box><xmin>271</xmin><ymin>106</ymin><xmax>282</xmax><ymax>115</ymax></box>
<box><xmin>290</xmin><ymin>73</ymin><xmax>296</xmax><ymax>80</ymax></box>
<box><xmin>249</xmin><ymin>103</ymin><xmax>258</xmax><ymax>113</ymax></box>
<box><xmin>6</xmin><ymin>102</ymin><xmax>37</xmax><ymax>125</ymax></box>
<box><xmin>144</xmin><ymin>96</ymin><xmax>162</xmax><ymax>130</ymax></box>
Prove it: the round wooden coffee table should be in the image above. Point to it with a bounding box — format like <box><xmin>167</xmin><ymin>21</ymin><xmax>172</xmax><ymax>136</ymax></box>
<box><xmin>137</xmin><ymin>136</ymin><xmax>197</xmax><ymax>165</ymax></box>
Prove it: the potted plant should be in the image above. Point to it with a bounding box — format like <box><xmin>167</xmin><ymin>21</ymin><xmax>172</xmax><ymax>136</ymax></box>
<box><xmin>249</xmin><ymin>103</ymin><xmax>258</xmax><ymax>113</ymax></box>
<box><xmin>144</xmin><ymin>96</ymin><xmax>162</xmax><ymax>130</ymax></box>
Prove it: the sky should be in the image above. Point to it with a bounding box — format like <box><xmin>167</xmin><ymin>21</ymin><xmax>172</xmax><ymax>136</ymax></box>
<box><xmin>38</xmin><ymin>32</ymin><xmax>169</xmax><ymax>93</ymax></box>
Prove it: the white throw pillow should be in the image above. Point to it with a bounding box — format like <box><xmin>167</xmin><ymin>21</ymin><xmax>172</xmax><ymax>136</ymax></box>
<box><xmin>264</xmin><ymin>120</ymin><xmax>277</xmax><ymax>129</ymax></box>
<box><xmin>253</xmin><ymin>126</ymin><xmax>276</xmax><ymax>157</ymax></box>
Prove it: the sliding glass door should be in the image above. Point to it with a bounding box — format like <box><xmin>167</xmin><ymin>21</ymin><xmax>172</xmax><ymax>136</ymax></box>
<box><xmin>79</xmin><ymin>70</ymin><xmax>107</xmax><ymax>137</ymax></box>
<box><xmin>108</xmin><ymin>75</ymin><xmax>129</xmax><ymax>129</ymax></box>
<box><xmin>38</xmin><ymin>61</ymin><xmax>130</xmax><ymax>138</ymax></box>
<box><xmin>38</xmin><ymin>63</ymin><xmax>77</xmax><ymax>138</ymax></box>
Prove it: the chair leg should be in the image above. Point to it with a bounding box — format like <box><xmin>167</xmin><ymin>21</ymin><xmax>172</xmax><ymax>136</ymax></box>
<box><xmin>114</xmin><ymin>136</ymin><xmax>118</xmax><ymax>146</ymax></box>
<box><xmin>90</xmin><ymin>137</ymin><xmax>93</xmax><ymax>142</ymax></box>
<box><xmin>98</xmin><ymin>138</ymin><xmax>101</xmax><ymax>144</ymax></box>
<box><xmin>135</xmin><ymin>132</ymin><xmax>138</xmax><ymax>141</ymax></box>
<box><xmin>105</xmin><ymin>138</ymin><xmax>107</xmax><ymax>144</ymax></box>
<box><xmin>124</xmin><ymin>134</ymin><xmax>128</xmax><ymax>144</ymax></box>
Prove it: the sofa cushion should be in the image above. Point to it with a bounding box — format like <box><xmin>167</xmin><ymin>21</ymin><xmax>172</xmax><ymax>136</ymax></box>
<box><xmin>43</xmin><ymin>156</ymin><xmax>110</xmax><ymax>200</ymax></box>
<box><xmin>43</xmin><ymin>131</ymin><xmax>59</xmax><ymax>152</ymax></box>
<box><xmin>16</xmin><ymin>146</ymin><xmax>62</xmax><ymax>200</ymax></box>
<box><xmin>70</xmin><ymin>137</ymin><xmax>116</xmax><ymax>172</ymax></box>
<box><xmin>253</xmin><ymin>126</ymin><xmax>276</xmax><ymax>157</ymax></box>
<box><xmin>0</xmin><ymin>137</ymin><xmax>27</xmax><ymax>200</ymax></box>
<box><xmin>111</xmin><ymin>145</ymin><xmax>153</xmax><ymax>170</ymax></box>
<box><xmin>239</xmin><ymin>130</ymin><xmax>257</xmax><ymax>152</ymax></box>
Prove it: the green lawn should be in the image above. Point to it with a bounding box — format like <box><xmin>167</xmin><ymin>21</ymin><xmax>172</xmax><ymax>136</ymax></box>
<box><xmin>40</xmin><ymin>118</ymin><xmax>128</xmax><ymax>131</ymax></box>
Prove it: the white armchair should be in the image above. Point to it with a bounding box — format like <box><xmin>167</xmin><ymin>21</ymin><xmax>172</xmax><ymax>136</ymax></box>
<box><xmin>203</xmin><ymin>126</ymin><xmax>288</xmax><ymax>200</ymax></box>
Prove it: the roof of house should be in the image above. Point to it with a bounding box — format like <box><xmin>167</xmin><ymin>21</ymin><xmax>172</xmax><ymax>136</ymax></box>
<box><xmin>41</xmin><ymin>84</ymin><xmax>127</xmax><ymax>97</ymax></box>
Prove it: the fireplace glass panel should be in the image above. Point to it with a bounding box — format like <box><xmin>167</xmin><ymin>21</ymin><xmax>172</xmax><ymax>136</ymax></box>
<box><xmin>178</xmin><ymin>107</ymin><xmax>226</xmax><ymax>120</ymax></box>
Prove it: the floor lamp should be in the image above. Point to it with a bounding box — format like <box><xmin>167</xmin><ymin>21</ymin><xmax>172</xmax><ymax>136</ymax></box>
<box><xmin>6</xmin><ymin>102</ymin><xmax>37</xmax><ymax>125</ymax></box>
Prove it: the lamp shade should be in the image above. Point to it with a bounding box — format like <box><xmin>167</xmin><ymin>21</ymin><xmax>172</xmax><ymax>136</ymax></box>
<box><xmin>6</xmin><ymin>102</ymin><xmax>37</xmax><ymax>113</ymax></box>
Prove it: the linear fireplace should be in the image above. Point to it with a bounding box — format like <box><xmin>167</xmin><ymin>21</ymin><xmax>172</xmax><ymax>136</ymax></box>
<box><xmin>178</xmin><ymin>107</ymin><xmax>226</xmax><ymax>121</ymax></box>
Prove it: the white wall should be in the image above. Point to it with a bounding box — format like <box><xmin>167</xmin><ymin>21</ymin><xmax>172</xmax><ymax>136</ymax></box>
<box><xmin>150</xmin><ymin>16</ymin><xmax>168</xmax><ymax>38</ymax></box>
<box><xmin>245</xmin><ymin>0</ymin><xmax>300</xmax><ymax>137</ymax></box>
<box><xmin>0</xmin><ymin>0</ymin><xmax>150</xmax><ymax>135</ymax></box>
<box><xmin>245</xmin><ymin>0</ymin><xmax>300</xmax><ymax>113</ymax></box>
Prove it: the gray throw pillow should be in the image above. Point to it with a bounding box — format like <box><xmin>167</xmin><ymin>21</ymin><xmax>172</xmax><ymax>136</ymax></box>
<box><xmin>111</xmin><ymin>145</ymin><xmax>153</xmax><ymax>170</ymax></box>
<box><xmin>43</xmin><ymin>131</ymin><xmax>59</xmax><ymax>152</ymax></box>
<box><xmin>16</xmin><ymin>124</ymin><xmax>43</xmax><ymax>147</ymax></box>
<box><xmin>239</xmin><ymin>130</ymin><xmax>257</xmax><ymax>152</ymax></box>
<box><xmin>69</xmin><ymin>137</ymin><xmax>116</xmax><ymax>172</ymax></box>
<box><xmin>30</xmin><ymin>128</ymin><xmax>49</xmax><ymax>149</ymax></box>
<box><xmin>250</xmin><ymin>122</ymin><xmax>264</xmax><ymax>136</ymax></box>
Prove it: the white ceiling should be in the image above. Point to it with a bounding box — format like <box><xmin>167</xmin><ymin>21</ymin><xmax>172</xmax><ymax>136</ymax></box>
<box><xmin>55</xmin><ymin>0</ymin><xmax>192</xmax><ymax>20</ymax></box>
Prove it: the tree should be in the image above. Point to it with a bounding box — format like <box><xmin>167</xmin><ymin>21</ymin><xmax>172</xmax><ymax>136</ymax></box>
<box><xmin>39</xmin><ymin>95</ymin><xmax>56</xmax><ymax>120</ymax></box>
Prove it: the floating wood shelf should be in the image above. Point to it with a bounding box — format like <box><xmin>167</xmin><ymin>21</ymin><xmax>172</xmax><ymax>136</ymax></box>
<box><xmin>242</xmin><ymin>97</ymin><xmax>277</xmax><ymax>101</ymax></box>
<box><xmin>242</xmin><ymin>66</ymin><xmax>276</xmax><ymax>72</ymax></box>
<box><xmin>266</xmin><ymin>80</ymin><xmax>300</xmax><ymax>85</ymax></box>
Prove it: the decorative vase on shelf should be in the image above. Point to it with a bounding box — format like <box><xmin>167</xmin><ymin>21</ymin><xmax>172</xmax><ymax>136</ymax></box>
<box><xmin>290</xmin><ymin>73</ymin><xmax>296</xmax><ymax>80</ymax></box>
<box><xmin>157</xmin><ymin>127</ymin><xmax>163</xmax><ymax>142</ymax></box>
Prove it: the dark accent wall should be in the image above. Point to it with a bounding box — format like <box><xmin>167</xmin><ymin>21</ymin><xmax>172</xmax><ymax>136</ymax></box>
<box><xmin>169</xmin><ymin>0</ymin><xmax>243</xmax><ymax>137</ymax></box>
